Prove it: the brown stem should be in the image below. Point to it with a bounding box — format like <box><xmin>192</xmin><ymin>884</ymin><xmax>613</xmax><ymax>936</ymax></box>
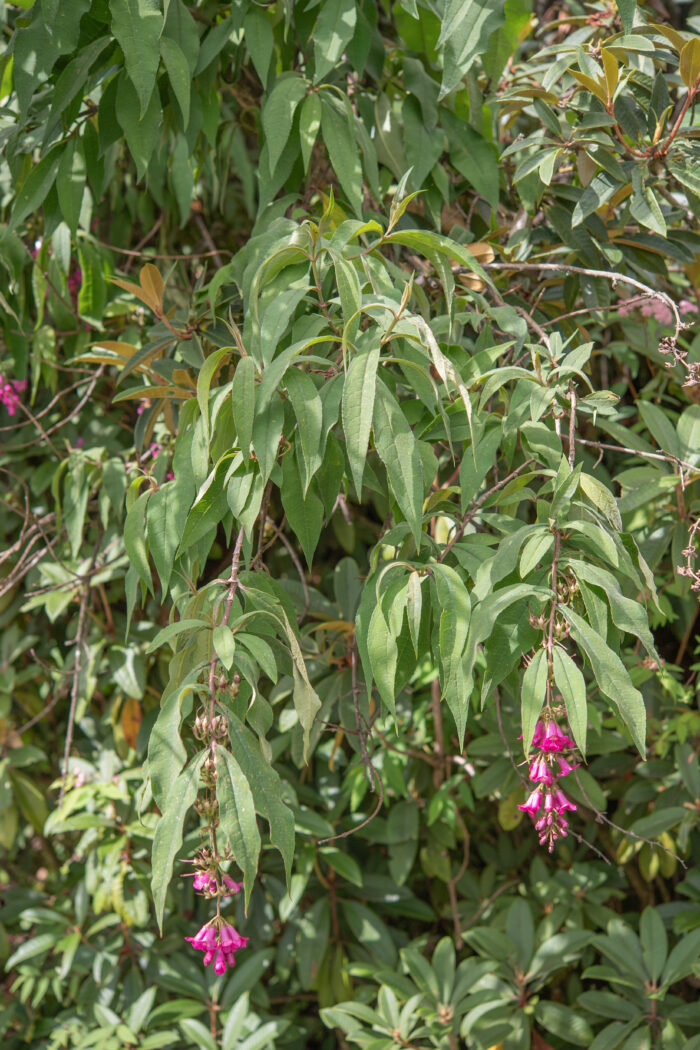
<box><xmin>655</xmin><ymin>79</ymin><xmax>699</xmax><ymax>158</ymax></box>
<box><xmin>568</xmin><ymin>380</ymin><xmax>577</xmax><ymax>469</ymax></box>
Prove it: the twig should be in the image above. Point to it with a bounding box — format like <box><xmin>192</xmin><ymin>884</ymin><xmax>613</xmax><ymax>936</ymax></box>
<box><xmin>58</xmin><ymin>536</ymin><xmax>101</xmax><ymax>806</ymax></box>
<box><xmin>193</xmin><ymin>213</ymin><xmax>225</xmax><ymax>269</ymax></box>
<box><xmin>438</xmin><ymin>459</ymin><xmax>535</xmax><ymax>562</ymax></box>
<box><xmin>482</xmin><ymin>261</ymin><xmax>684</xmax><ymax>343</ymax></box>
<box><xmin>568</xmin><ymin>380</ymin><xmax>576</xmax><ymax>469</ymax></box>
<box><xmin>573</xmin><ymin>768</ymin><xmax>687</xmax><ymax>867</ymax></box>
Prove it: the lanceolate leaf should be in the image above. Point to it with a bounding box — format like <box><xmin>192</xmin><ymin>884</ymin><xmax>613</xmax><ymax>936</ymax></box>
<box><xmin>521</xmin><ymin>648</ymin><xmax>548</xmax><ymax>756</ymax></box>
<box><xmin>147</xmin><ymin>682</ymin><xmax>199</xmax><ymax>810</ymax></box>
<box><xmin>285</xmin><ymin>368</ymin><xmax>323</xmax><ymax>494</ymax></box>
<box><xmin>552</xmin><ymin>648</ymin><xmax>587</xmax><ymax>755</ymax></box>
<box><xmin>280</xmin><ymin>610</ymin><xmax>322</xmax><ymax>761</ymax></box>
<box><xmin>109</xmin><ymin>0</ymin><xmax>163</xmax><ymax>116</ymax></box>
<box><xmin>373</xmin><ymin>379</ymin><xmax>424</xmax><ymax>547</ymax></box>
<box><xmin>342</xmin><ymin>344</ymin><xmax>380</xmax><ymax>497</ymax></box>
<box><xmin>561</xmin><ymin>606</ymin><xmax>646</xmax><ymax>757</ymax></box>
<box><xmin>227</xmin><ymin>714</ymin><xmax>294</xmax><ymax>883</ymax></box>
<box><xmin>215</xmin><ymin>745</ymin><xmax>261</xmax><ymax>909</ymax></box>
<box><xmin>152</xmin><ymin>751</ymin><xmax>205</xmax><ymax>932</ymax></box>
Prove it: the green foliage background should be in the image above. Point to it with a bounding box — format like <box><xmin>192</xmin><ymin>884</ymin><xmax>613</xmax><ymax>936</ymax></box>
<box><xmin>2</xmin><ymin>0</ymin><xmax>700</xmax><ymax>1048</ymax></box>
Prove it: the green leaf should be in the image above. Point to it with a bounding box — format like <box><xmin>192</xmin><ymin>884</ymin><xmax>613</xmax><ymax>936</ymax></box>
<box><xmin>9</xmin><ymin>146</ymin><xmax>63</xmax><ymax>231</ymax></box>
<box><xmin>280</xmin><ymin>448</ymin><xmax>324</xmax><ymax>569</ymax></box>
<box><xmin>519</xmin><ymin>528</ymin><xmax>553</xmax><ymax>578</ymax></box>
<box><xmin>438</xmin><ymin>0</ymin><xmax>505</xmax><ymax>99</ymax></box>
<box><xmin>579</xmin><ymin>473</ymin><xmax>622</xmax><ymax>531</ymax></box>
<box><xmin>661</xmin><ymin>927</ymin><xmax>700</xmax><ymax>988</ymax></box>
<box><xmin>147</xmin><ymin>484</ymin><xmax>187</xmax><ymax>593</ymax></box>
<box><xmin>342</xmin><ymin>343</ymin><xmax>380</xmax><ymax>497</ymax></box>
<box><xmin>227</xmin><ymin>714</ymin><xmax>294</xmax><ymax>882</ymax></box>
<box><xmin>535</xmin><ymin>1002</ymin><xmax>594</xmax><ymax>1047</ymax></box>
<box><xmin>115</xmin><ymin>71</ymin><xmax>162</xmax><ymax>181</ymax></box>
<box><xmin>124</xmin><ymin>489</ymin><xmax>153</xmax><ymax>593</ymax></box>
<box><xmin>109</xmin><ymin>0</ymin><xmax>163</xmax><ymax>116</ymax></box>
<box><xmin>615</xmin><ymin>0</ymin><xmax>636</xmax><ymax>34</ymax></box>
<box><xmin>521</xmin><ymin>648</ymin><xmax>548</xmax><ymax>755</ymax></box>
<box><xmin>640</xmin><ymin>907</ymin><xmax>667</xmax><ymax>983</ymax></box>
<box><xmin>213</xmin><ymin>624</ymin><xmax>235</xmax><ymax>670</ymax></box>
<box><xmin>197</xmin><ymin>347</ymin><xmax>231</xmax><ymax>446</ymax></box>
<box><xmin>568</xmin><ymin>560</ymin><xmax>658</xmax><ymax>659</ymax></box>
<box><xmin>251</xmin><ymin>393</ymin><xmax>284</xmax><ymax>484</ymax></box>
<box><xmin>215</xmin><ymin>745</ymin><xmax>261</xmax><ymax>908</ymax></box>
<box><xmin>299</xmin><ymin>92</ymin><xmax>322</xmax><ymax>173</ymax></box>
<box><xmin>262</xmin><ymin>74</ymin><xmax>308</xmax><ymax>173</ymax></box>
<box><xmin>56</xmin><ymin>138</ymin><xmax>86</xmax><ymax>236</ymax></box>
<box><xmin>373</xmin><ymin>379</ymin><xmax>424</xmax><ymax>547</ymax></box>
<box><xmin>161</xmin><ymin>36</ymin><xmax>191</xmax><ymax>127</ymax></box>
<box><xmin>320</xmin><ymin>97</ymin><xmax>363</xmax><ymax>216</ymax></box>
<box><xmin>285</xmin><ymin>368</ymin><xmax>323</xmax><ymax>493</ymax></box>
<box><xmin>151</xmin><ymin>752</ymin><xmax>205</xmax><ymax>932</ymax></box>
<box><xmin>313</xmin><ymin>0</ymin><xmax>357</xmax><ymax>82</ymax></box>
<box><xmin>232</xmin><ymin>356</ymin><xmax>256</xmax><ymax>463</ymax></box>
<box><xmin>147</xmin><ymin>682</ymin><xmax>199</xmax><ymax>810</ymax></box>
<box><xmin>561</xmin><ymin>606</ymin><xmax>646</xmax><ymax>756</ymax></box>
<box><xmin>367</xmin><ymin>602</ymin><xmax>398</xmax><ymax>718</ymax></box>
<box><xmin>280</xmin><ymin>610</ymin><xmax>322</xmax><ymax>760</ymax></box>
<box><xmin>552</xmin><ymin>648</ymin><xmax>587</xmax><ymax>755</ymax></box>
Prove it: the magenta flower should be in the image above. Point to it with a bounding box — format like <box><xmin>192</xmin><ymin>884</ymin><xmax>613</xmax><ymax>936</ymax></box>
<box><xmin>529</xmin><ymin>755</ymin><xmax>554</xmax><ymax>784</ymax></box>
<box><xmin>193</xmin><ymin>872</ymin><xmax>215</xmax><ymax>892</ymax></box>
<box><xmin>186</xmin><ymin>919</ymin><xmax>248</xmax><ymax>975</ymax></box>
<box><xmin>518</xmin><ymin>786</ymin><xmax>542</xmax><ymax>817</ymax></box>
<box><xmin>531</xmin><ymin>720</ymin><xmax>546</xmax><ymax>747</ymax></box>
<box><xmin>555</xmin><ymin>754</ymin><xmax>578</xmax><ymax>777</ymax></box>
<box><xmin>222</xmin><ymin>875</ymin><xmax>243</xmax><ymax>894</ymax></box>
<box><xmin>551</xmin><ymin>787</ymin><xmax>577</xmax><ymax>814</ymax></box>
<box><xmin>0</xmin><ymin>377</ymin><xmax>27</xmax><ymax>417</ymax></box>
<box><xmin>185</xmin><ymin>922</ymin><xmax>217</xmax><ymax>952</ymax></box>
<box><xmin>539</xmin><ymin>720</ymin><xmax>575</xmax><ymax>753</ymax></box>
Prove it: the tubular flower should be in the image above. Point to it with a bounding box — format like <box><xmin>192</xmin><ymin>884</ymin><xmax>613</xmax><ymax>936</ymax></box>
<box><xmin>186</xmin><ymin>919</ymin><xmax>248</xmax><ymax>975</ymax></box>
<box><xmin>539</xmin><ymin>720</ymin><xmax>576</xmax><ymax>753</ymax></box>
<box><xmin>518</xmin><ymin>786</ymin><xmax>543</xmax><ymax>817</ymax></box>
<box><xmin>520</xmin><ymin>714</ymin><xmax>580</xmax><ymax>851</ymax></box>
<box><xmin>528</xmin><ymin>755</ymin><xmax>554</xmax><ymax>784</ymax></box>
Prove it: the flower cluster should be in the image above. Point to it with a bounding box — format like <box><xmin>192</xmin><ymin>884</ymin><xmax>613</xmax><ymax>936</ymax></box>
<box><xmin>0</xmin><ymin>376</ymin><xmax>27</xmax><ymax>416</ymax></box>
<box><xmin>185</xmin><ymin>920</ymin><xmax>248</xmax><ymax>976</ymax></box>
<box><xmin>193</xmin><ymin>871</ymin><xmax>242</xmax><ymax>896</ymax></box>
<box><xmin>617</xmin><ymin>296</ymin><xmax>698</xmax><ymax>324</ymax></box>
<box><xmin>519</xmin><ymin>718</ymin><xmax>578</xmax><ymax>852</ymax></box>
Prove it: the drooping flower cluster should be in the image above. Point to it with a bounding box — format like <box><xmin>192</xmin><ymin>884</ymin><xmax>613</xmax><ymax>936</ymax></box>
<box><xmin>519</xmin><ymin>718</ymin><xmax>578</xmax><ymax>852</ymax></box>
<box><xmin>185</xmin><ymin>920</ymin><xmax>248</xmax><ymax>976</ymax></box>
<box><xmin>186</xmin><ymin>866</ymin><xmax>248</xmax><ymax>975</ymax></box>
<box><xmin>0</xmin><ymin>376</ymin><xmax>27</xmax><ymax>416</ymax></box>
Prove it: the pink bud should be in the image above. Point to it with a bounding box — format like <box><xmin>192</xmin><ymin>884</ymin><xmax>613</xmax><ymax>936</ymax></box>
<box><xmin>213</xmin><ymin>948</ymin><xmax>227</xmax><ymax>975</ymax></box>
<box><xmin>532</xmin><ymin>720</ymin><xmax>545</xmax><ymax>747</ymax></box>
<box><xmin>543</xmin><ymin>790</ymin><xmax>554</xmax><ymax>813</ymax></box>
<box><xmin>203</xmin><ymin>950</ymin><xmax>214</xmax><ymax>967</ymax></box>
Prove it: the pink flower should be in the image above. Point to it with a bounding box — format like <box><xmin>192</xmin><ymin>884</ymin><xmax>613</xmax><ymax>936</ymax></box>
<box><xmin>680</xmin><ymin>299</ymin><xmax>698</xmax><ymax>315</ymax></box>
<box><xmin>555</xmin><ymin>755</ymin><xmax>578</xmax><ymax>777</ymax></box>
<box><xmin>222</xmin><ymin>875</ymin><xmax>243</xmax><ymax>894</ymax></box>
<box><xmin>539</xmin><ymin>721</ymin><xmax>575</xmax><ymax>753</ymax></box>
<box><xmin>219</xmin><ymin>923</ymin><xmax>247</xmax><ymax>954</ymax></box>
<box><xmin>518</xmin><ymin>786</ymin><xmax>542</xmax><ymax>818</ymax></box>
<box><xmin>551</xmin><ymin>787</ymin><xmax>577</xmax><ymax>814</ymax></box>
<box><xmin>193</xmin><ymin>871</ymin><xmax>215</xmax><ymax>892</ymax></box>
<box><xmin>213</xmin><ymin>948</ymin><xmax>227</xmax><ymax>975</ymax></box>
<box><xmin>531</xmin><ymin>720</ymin><xmax>546</xmax><ymax>747</ymax></box>
<box><xmin>0</xmin><ymin>377</ymin><xmax>27</xmax><ymax>417</ymax></box>
<box><xmin>529</xmin><ymin>755</ymin><xmax>554</xmax><ymax>784</ymax></box>
<box><xmin>185</xmin><ymin>922</ymin><xmax>217</xmax><ymax>952</ymax></box>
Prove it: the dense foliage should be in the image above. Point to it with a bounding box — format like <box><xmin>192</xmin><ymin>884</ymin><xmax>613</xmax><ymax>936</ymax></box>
<box><xmin>2</xmin><ymin>0</ymin><xmax>700</xmax><ymax>1047</ymax></box>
